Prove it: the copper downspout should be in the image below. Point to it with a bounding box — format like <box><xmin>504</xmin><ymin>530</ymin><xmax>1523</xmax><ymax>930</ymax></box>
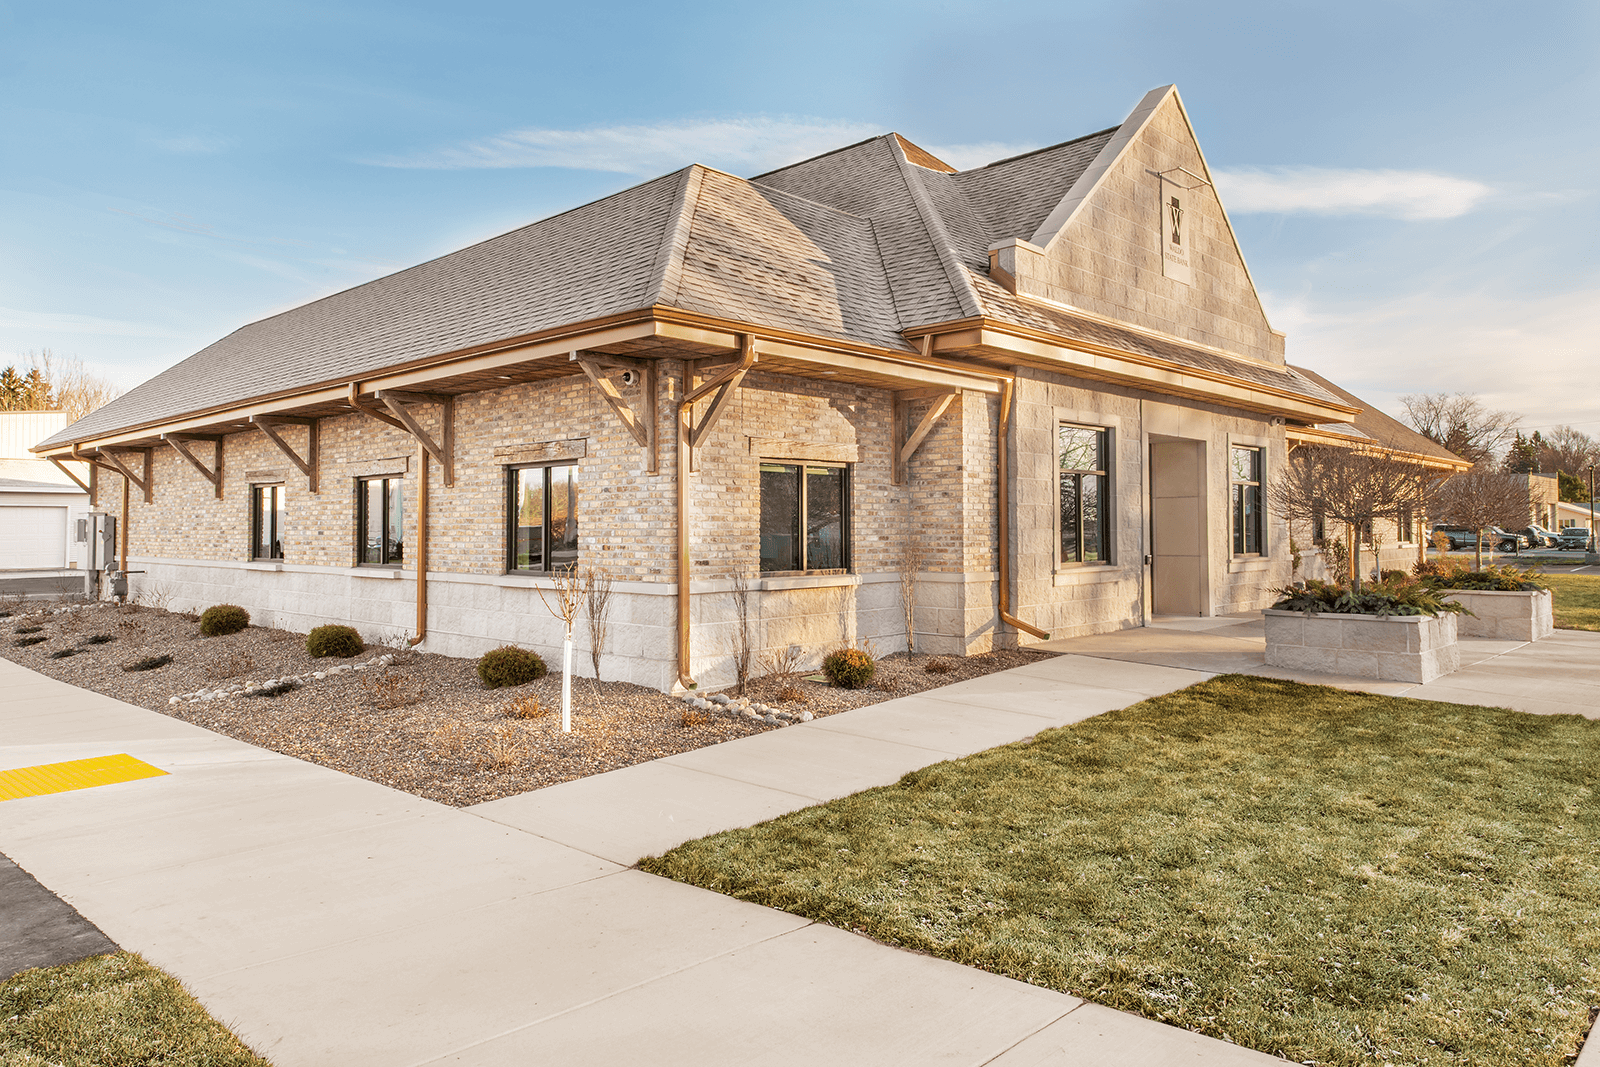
<box><xmin>410</xmin><ymin>444</ymin><xmax>429</xmax><ymax>645</ymax></box>
<box><xmin>676</xmin><ymin>341</ymin><xmax>758</xmax><ymax>689</ymax></box>
<box><xmin>996</xmin><ymin>377</ymin><xmax>1050</xmax><ymax>642</ymax></box>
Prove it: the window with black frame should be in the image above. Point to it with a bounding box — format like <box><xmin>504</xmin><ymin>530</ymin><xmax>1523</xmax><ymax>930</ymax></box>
<box><xmin>356</xmin><ymin>476</ymin><xmax>405</xmax><ymax>566</ymax></box>
<box><xmin>1058</xmin><ymin>425</ymin><xmax>1109</xmax><ymax>565</ymax></box>
<box><xmin>251</xmin><ymin>485</ymin><xmax>285</xmax><ymax>561</ymax></box>
<box><xmin>759</xmin><ymin>461</ymin><xmax>847</xmax><ymax>573</ymax></box>
<box><xmin>507</xmin><ymin>463</ymin><xmax>578</xmax><ymax>573</ymax></box>
<box><xmin>1230</xmin><ymin>446</ymin><xmax>1264</xmax><ymax>556</ymax></box>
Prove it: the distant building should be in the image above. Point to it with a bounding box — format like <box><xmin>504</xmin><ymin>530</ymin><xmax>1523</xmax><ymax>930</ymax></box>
<box><xmin>1</xmin><ymin>412</ymin><xmax>91</xmax><ymax>572</ymax></box>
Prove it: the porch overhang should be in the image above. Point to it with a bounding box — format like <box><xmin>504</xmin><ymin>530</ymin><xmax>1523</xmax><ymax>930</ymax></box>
<box><xmin>1286</xmin><ymin>425</ymin><xmax>1472</xmax><ymax>473</ymax></box>
<box><xmin>910</xmin><ymin>318</ymin><xmax>1361</xmax><ymax>425</ymax></box>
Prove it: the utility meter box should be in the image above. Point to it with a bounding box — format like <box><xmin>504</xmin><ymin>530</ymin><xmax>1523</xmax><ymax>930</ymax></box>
<box><xmin>90</xmin><ymin>513</ymin><xmax>117</xmax><ymax>572</ymax></box>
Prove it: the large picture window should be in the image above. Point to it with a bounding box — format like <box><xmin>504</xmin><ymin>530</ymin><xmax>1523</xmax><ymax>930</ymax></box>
<box><xmin>508</xmin><ymin>463</ymin><xmax>578</xmax><ymax>573</ymax></box>
<box><xmin>1231</xmin><ymin>446</ymin><xmax>1264</xmax><ymax>556</ymax></box>
<box><xmin>759</xmin><ymin>462</ymin><xmax>847</xmax><ymax>573</ymax></box>
<box><xmin>251</xmin><ymin>485</ymin><xmax>285</xmax><ymax>561</ymax></box>
<box><xmin>1059</xmin><ymin>425</ymin><xmax>1110</xmax><ymax>565</ymax></box>
<box><xmin>357</xmin><ymin>476</ymin><xmax>405</xmax><ymax>566</ymax></box>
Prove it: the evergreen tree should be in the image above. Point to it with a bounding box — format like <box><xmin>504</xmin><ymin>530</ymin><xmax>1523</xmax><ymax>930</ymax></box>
<box><xmin>1503</xmin><ymin>431</ymin><xmax>1541</xmax><ymax>473</ymax></box>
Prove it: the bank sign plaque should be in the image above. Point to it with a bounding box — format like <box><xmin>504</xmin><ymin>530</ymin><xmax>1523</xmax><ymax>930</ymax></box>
<box><xmin>1160</xmin><ymin>179</ymin><xmax>1193</xmax><ymax>285</ymax></box>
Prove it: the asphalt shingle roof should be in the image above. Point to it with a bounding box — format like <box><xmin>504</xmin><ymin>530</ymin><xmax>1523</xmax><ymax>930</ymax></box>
<box><xmin>42</xmin><ymin>116</ymin><xmax>1347</xmax><ymax>449</ymax></box>
<box><xmin>1289</xmin><ymin>365</ymin><xmax>1467</xmax><ymax>465</ymax></box>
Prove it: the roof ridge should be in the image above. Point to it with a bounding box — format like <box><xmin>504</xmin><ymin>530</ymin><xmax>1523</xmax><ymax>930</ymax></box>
<box><xmin>887</xmin><ymin>138</ymin><xmax>984</xmax><ymax>321</ymax></box>
<box><xmin>966</xmin><ymin>126</ymin><xmax>1120</xmax><ymax>172</ymax></box>
<box><xmin>645</xmin><ymin>165</ymin><xmax>706</xmax><ymax>309</ymax></box>
<box><xmin>747</xmin><ymin>133</ymin><xmax>892</xmax><ymax>182</ymax></box>
<box><xmin>745</xmin><ymin>177</ymin><xmax>873</xmax><ymax>221</ymax></box>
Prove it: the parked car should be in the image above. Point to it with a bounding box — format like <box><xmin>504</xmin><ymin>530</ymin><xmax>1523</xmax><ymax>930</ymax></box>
<box><xmin>1520</xmin><ymin>525</ymin><xmax>1561</xmax><ymax>548</ymax></box>
<box><xmin>1558</xmin><ymin>526</ymin><xmax>1594</xmax><ymax>550</ymax></box>
<box><xmin>1428</xmin><ymin>524</ymin><xmax>1526</xmax><ymax>552</ymax></box>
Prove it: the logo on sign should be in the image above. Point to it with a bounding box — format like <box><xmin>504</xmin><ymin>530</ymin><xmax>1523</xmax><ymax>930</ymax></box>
<box><xmin>1160</xmin><ymin>182</ymin><xmax>1192</xmax><ymax>285</ymax></box>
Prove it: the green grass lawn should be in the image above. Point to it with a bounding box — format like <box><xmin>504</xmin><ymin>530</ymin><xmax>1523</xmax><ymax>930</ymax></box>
<box><xmin>643</xmin><ymin>676</ymin><xmax>1600</xmax><ymax>1066</ymax></box>
<box><xmin>1543</xmin><ymin>574</ymin><xmax>1600</xmax><ymax>631</ymax></box>
<box><xmin>0</xmin><ymin>952</ymin><xmax>270</xmax><ymax>1067</ymax></box>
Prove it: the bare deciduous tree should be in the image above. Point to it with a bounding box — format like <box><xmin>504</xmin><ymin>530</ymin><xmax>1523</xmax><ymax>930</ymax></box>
<box><xmin>897</xmin><ymin>536</ymin><xmax>928</xmax><ymax>658</ymax></box>
<box><xmin>1433</xmin><ymin>466</ymin><xmax>1532</xmax><ymax>570</ymax></box>
<box><xmin>4</xmin><ymin>350</ymin><xmax>123</xmax><ymax>420</ymax></box>
<box><xmin>1399</xmin><ymin>392</ymin><xmax>1521</xmax><ymax>465</ymax></box>
<box><xmin>582</xmin><ymin>565</ymin><xmax>615</xmax><ymax>681</ymax></box>
<box><xmin>729</xmin><ymin>570</ymin><xmax>754</xmax><ymax>695</ymax></box>
<box><xmin>1270</xmin><ymin>444</ymin><xmax>1435</xmax><ymax>591</ymax></box>
<box><xmin>536</xmin><ymin>566</ymin><xmax>585</xmax><ymax>732</ymax></box>
<box><xmin>1538</xmin><ymin>425</ymin><xmax>1600</xmax><ymax>478</ymax></box>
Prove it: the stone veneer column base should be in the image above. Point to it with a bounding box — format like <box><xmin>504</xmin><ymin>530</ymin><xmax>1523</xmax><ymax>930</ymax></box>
<box><xmin>1263</xmin><ymin>609</ymin><xmax>1460</xmax><ymax>684</ymax></box>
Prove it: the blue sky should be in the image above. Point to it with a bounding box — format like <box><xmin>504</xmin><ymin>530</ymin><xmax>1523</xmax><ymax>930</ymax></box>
<box><xmin>4</xmin><ymin>0</ymin><xmax>1596</xmax><ymax>434</ymax></box>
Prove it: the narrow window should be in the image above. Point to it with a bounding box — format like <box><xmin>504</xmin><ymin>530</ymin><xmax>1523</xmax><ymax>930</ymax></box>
<box><xmin>1230</xmin><ymin>446</ymin><xmax>1264</xmax><ymax>556</ymax></box>
<box><xmin>1311</xmin><ymin>503</ymin><xmax>1326</xmax><ymax>545</ymax></box>
<box><xmin>1059</xmin><ymin>425</ymin><xmax>1110</xmax><ymax>565</ymax></box>
<box><xmin>1397</xmin><ymin>503</ymin><xmax>1413</xmax><ymax>542</ymax></box>
<box><xmin>759</xmin><ymin>461</ymin><xmax>849</xmax><ymax>573</ymax></box>
<box><xmin>251</xmin><ymin>485</ymin><xmax>285</xmax><ymax>561</ymax></box>
<box><xmin>507</xmin><ymin>463</ymin><xmax>579</xmax><ymax>573</ymax></box>
<box><xmin>357</xmin><ymin>476</ymin><xmax>405</xmax><ymax>566</ymax></box>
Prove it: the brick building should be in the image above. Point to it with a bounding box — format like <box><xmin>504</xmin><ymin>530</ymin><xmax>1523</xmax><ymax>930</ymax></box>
<box><xmin>36</xmin><ymin>85</ymin><xmax>1405</xmax><ymax>690</ymax></box>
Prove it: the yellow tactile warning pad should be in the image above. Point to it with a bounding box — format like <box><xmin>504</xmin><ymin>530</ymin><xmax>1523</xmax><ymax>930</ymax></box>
<box><xmin>0</xmin><ymin>754</ymin><xmax>167</xmax><ymax>802</ymax></box>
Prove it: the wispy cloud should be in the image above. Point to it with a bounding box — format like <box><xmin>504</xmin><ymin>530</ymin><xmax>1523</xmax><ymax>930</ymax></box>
<box><xmin>0</xmin><ymin>307</ymin><xmax>185</xmax><ymax>340</ymax></box>
<box><xmin>923</xmin><ymin>140</ymin><xmax>1042</xmax><ymax>171</ymax></box>
<box><xmin>1214</xmin><ymin>167</ymin><xmax>1492</xmax><ymax>220</ymax></box>
<box><xmin>368</xmin><ymin>117</ymin><xmax>1037</xmax><ymax>176</ymax></box>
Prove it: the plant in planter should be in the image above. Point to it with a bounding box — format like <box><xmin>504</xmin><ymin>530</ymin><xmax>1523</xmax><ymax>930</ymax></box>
<box><xmin>1266</xmin><ymin>574</ymin><xmax>1468</xmax><ymax>683</ymax></box>
<box><xmin>1415</xmin><ymin>562</ymin><xmax>1553</xmax><ymax>641</ymax></box>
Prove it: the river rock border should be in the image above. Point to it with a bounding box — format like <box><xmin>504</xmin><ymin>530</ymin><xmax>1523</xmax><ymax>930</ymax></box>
<box><xmin>679</xmin><ymin>690</ymin><xmax>814</xmax><ymax>726</ymax></box>
<box><xmin>170</xmin><ymin>654</ymin><xmax>398</xmax><ymax>705</ymax></box>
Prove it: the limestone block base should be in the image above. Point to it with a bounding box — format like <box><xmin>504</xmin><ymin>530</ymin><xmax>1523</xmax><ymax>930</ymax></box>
<box><xmin>1263</xmin><ymin>609</ymin><xmax>1460</xmax><ymax>684</ymax></box>
<box><xmin>1442</xmin><ymin>588</ymin><xmax>1554</xmax><ymax>643</ymax></box>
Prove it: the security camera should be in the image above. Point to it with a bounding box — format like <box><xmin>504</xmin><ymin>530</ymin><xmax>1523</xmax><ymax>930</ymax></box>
<box><xmin>620</xmin><ymin>370</ymin><xmax>638</xmax><ymax>386</ymax></box>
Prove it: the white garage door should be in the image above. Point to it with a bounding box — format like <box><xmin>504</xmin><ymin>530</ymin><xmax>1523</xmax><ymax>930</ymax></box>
<box><xmin>0</xmin><ymin>506</ymin><xmax>67</xmax><ymax>569</ymax></box>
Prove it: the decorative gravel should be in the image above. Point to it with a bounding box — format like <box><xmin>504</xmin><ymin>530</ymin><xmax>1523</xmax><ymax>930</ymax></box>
<box><xmin>0</xmin><ymin>600</ymin><xmax>1058</xmax><ymax>807</ymax></box>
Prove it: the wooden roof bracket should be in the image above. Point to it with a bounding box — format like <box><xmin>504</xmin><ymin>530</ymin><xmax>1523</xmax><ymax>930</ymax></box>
<box><xmin>683</xmin><ymin>335</ymin><xmax>756</xmax><ymax>471</ymax></box>
<box><xmin>892</xmin><ymin>389</ymin><xmax>959</xmax><ymax>486</ymax></box>
<box><xmin>249</xmin><ymin>416</ymin><xmax>320</xmax><ymax>494</ymax></box>
<box><xmin>347</xmin><ymin>382</ymin><xmax>408</xmax><ymax>431</ymax></box>
<box><xmin>162</xmin><ymin>433</ymin><xmax>224</xmax><ymax>499</ymax></box>
<box><xmin>100</xmin><ymin>449</ymin><xmax>153</xmax><ymax>504</ymax></box>
<box><xmin>375</xmin><ymin>389</ymin><xmax>454</xmax><ymax>488</ymax></box>
<box><xmin>47</xmin><ymin>456</ymin><xmax>91</xmax><ymax>494</ymax></box>
<box><xmin>571</xmin><ymin>350</ymin><xmax>657</xmax><ymax>474</ymax></box>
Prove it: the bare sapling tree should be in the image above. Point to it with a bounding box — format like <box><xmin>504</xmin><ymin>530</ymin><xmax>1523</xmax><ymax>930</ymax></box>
<box><xmin>582</xmin><ymin>565</ymin><xmax>615</xmax><ymax>682</ymax></box>
<box><xmin>1433</xmin><ymin>465</ymin><xmax>1531</xmax><ymax>570</ymax></box>
<box><xmin>729</xmin><ymin>570</ymin><xmax>754</xmax><ymax>695</ymax></box>
<box><xmin>1270</xmin><ymin>444</ymin><xmax>1435</xmax><ymax>592</ymax></box>
<box><xmin>536</xmin><ymin>566</ymin><xmax>586</xmax><ymax>732</ymax></box>
<box><xmin>897</xmin><ymin>536</ymin><xmax>928</xmax><ymax>658</ymax></box>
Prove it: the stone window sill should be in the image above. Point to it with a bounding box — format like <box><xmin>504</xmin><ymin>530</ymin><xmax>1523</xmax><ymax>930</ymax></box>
<box><xmin>351</xmin><ymin>567</ymin><xmax>406</xmax><ymax>580</ymax></box>
<box><xmin>1228</xmin><ymin>556</ymin><xmax>1274</xmax><ymax>574</ymax></box>
<box><xmin>243</xmin><ymin>561</ymin><xmax>283</xmax><ymax>572</ymax></box>
<box><xmin>1052</xmin><ymin>565</ymin><xmax>1133</xmax><ymax>588</ymax></box>
<box><xmin>759</xmin><ymin>572</ymin><xmax>857</xmax><ymax>592</ymax></box>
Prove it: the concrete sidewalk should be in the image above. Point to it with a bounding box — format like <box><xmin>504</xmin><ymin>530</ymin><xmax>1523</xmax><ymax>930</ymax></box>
<box><xmin>1</xmin><ymin>652</ymin><xmax>1280</xmax><ymax>1066</ymax></box>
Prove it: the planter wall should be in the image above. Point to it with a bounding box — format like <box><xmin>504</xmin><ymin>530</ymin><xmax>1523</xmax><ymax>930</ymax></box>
<box><xmin>1264</xmin><ymin>609</ymin><xmax>1460</xmax><ymax>684</ymax></box>
<box><xmin>1442</xmin><ymin>588</ymin><xmax>1554</xmax><ymax>643</ymax></box>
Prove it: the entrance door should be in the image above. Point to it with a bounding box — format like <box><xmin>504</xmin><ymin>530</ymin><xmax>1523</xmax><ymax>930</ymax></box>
<box><xmin>1148</xmin><ymin>439</ymin><xmax>1205</xmax><ymax>616</ymax></box>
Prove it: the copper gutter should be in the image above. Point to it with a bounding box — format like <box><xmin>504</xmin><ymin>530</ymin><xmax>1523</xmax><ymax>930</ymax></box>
<box><xmin>676</xmin><ymin>339</ymin><xmax>758</xmax><ymax>689</ymax></box>
<box><xmin>995</xmin><ymin>377</ymin><xmax>1049</xmax><ymax>641</ymax></box>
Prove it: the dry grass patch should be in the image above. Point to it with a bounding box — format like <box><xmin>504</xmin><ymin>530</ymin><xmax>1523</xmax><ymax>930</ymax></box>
<box><xmin>0</xmin><ymin>952</ymin><xmax>270</xmax><ymax>1066</ymax></box>
<box><xmin>644</xmin><ymin>676</ymin><xmax>1600</xmax><ymax>1066</ymax></box>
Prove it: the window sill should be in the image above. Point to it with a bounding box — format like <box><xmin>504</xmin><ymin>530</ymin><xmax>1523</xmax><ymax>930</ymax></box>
<box><xmin>1227</xmin><ymin>556</ymin><xmax>1275</xmax><ymax>574</ymax></box>
<box><xmin>1052</xmin><ymin>565</ymin><xmax>1133</xmax><ymax>588</ymax></box>
<box><xmin>243</xmin><ymin>561</ymin><xmax>283</xmax><ymax>572</ymax></box>
<box><xmin>352</xmin><ymin>567</ymin><xmax>406</xmax><ymax>580</ymax></box>
<box><xmin>759</xmin><ymin>572</ymin><xmax>858</xmax><ymax>592</ymax></box>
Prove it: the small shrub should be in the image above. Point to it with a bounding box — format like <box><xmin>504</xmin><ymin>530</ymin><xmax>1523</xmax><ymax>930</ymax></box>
<box><xmin>775</xmin><ymin>681</ymin><xmax>806</xmax><ymax>704</ymax></box>
<box><xmin>822</xmin><ymin>647</ymin><xmax>876</xmax><ymax>689</ymax></box>
<box><xmin>198</xmin><ymin>604</ymin><xmax>250</xmax><ymax>637</ymax></box>
<box><xmin>505</xmin><ymin>695</ymin><xmax>548</xmax><ymax>720</ymax></box>
<box><xmin>1419</xmin><ymin>563</ymin><xmax>1545</xmax><ymax>593</ymax></box>
<box><xmin>81</xmin><ymin>634</ymin><xmax>115</xmax><ymax>646</ymax></box>
<box><xmin>306</xmin><ymin>624</ymin><xmax>364</xmax><ymax>659</ymax></box>
<box><xmin>48</xmin><ymin>648</ymin><xmax>81</xmax><ymax>659</ymax></box>
<box><xmin>1272</xmin><ymin>575</ymin><xmax>1470</xmax><ymax>618</ymax></box>
<box><xmin>480</xmin><ymin>724</ymin><xmax>526</xmax><ymax>768</ymax></box>
<box><xmin>124</xmin><ymin>654</ymin><xmax>173</xmax><ymax>672</ymax></box>
<box><xmin>681</xmin><ymin>706</ymin><xmax>710</xmax><ymax>727</ymax></box>
<box><xmin>14</xmin><ymin>636</ymin><xmax>47</xmax><ymax>647</ymax></box>
<box><xmin>477</xmin><ymin>645</ymin><xmax>547</xmax><ymax>689</ymax></box>
<box><xmin>245</xmin><ymin>679</ymin><xmax>300</xmax><ymax>699</ymax></box>
<box><xmin>923</xmin><ymin>657</ymin><xmax>954</xmax><ymax>675</ymax></box>
<box><xmin>362</xmin><ymin>671</ymin><xmax>423</xmax><ymax>709</ymax></box>
<box><xmin>430</xmin><ymin>720</ymin><xmax>471</xmax><ymax>757</ymax></box>
<box><xmin>16</xmin><ymin>625</ymin><xmax>43</xmax><ymax>635</ymax></box>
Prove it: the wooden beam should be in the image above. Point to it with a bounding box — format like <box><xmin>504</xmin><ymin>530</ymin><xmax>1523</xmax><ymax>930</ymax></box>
<box><xmin>688</xmin><ymin>335</ymin><xmax>755</xmax><ymax>451</ymax></box>
<box><xmin>376</xmin><ymin>390</ymin><xmax>454</xmax><ymax>487</ymax></box>
<box><xmin>163</xmin><ymin>434</ymin><xmax>223</xmax><ymax>498</ymax></box>
<box><xmin>643</xmin><ymin>358</ymin><xmax>658</xmax><ymax>475</ymax></box>
<box><xmin>348</xmin><ymin>383</ymin><xmax>408</xmax><ymax>431</ymax></box>
<box><xmin>568</xmin><ymin>351</ymin><xmax>648</xmax><ymax>372</ymax></box>
<box><xmin>47</xmin><ymin>456</ymin><xmax>91</xmax><ymax>494</ymax></box>
<box><xmin>576</xmin><ymin>355</ymin><xmax>651</xmax><ymax>450</ymax></box>
<box><xmin>894</xmin><ymin>391</ymin><xmax>958</xmax><ymax>484</ymax></box>
<box><xmin>250</xmin><ymin>417</ymin><xmax>320</xmax><ymax>493</ymax></box>
<box><xmin>101</xmin><ymin>449</ymin><xmax>152</xmax><ymax>504</ymax></box>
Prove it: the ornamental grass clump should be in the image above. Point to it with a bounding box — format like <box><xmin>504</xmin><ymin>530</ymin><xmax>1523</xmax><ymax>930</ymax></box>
<box><xmin>198</xmin><ymin>604</ymin><xmax>250</xmax><ymax>637</ymax></box>
<box><xmin>306</xmin><ymin>624</ymin><xmax>364</xmax><ymax>658</ymax></box>
<box><xmin>1272</xmin><ymin>574</ymin><xmax>1470</xmax><ymax>618</ymax></box>
<box><xmin>822</xmin><ymin>647</ymin><xmax>876</xmax><ymax>689</ymax></box>
<box><xmin>477</xmin><ymin>645</ymin><xmax>547</xmax><ymax>689</ymax></box>
<box><xmin>1417</xmin><ymin>561</ymin><xmax>1546</xmax><ymax>592</ymax></box>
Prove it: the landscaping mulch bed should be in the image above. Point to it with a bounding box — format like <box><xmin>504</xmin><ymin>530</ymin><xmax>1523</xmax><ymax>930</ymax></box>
<box><xmin>0</xmin><ymin>599</ymin><xmax>1056</xmax><ymax>807</ymax></box>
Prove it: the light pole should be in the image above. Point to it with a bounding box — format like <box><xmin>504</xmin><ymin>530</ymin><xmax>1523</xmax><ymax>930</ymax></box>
<box><xmin>1588</xmin><ymin>464</ymin><xmax>1599</xmax><ymax>565</ymax></box>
